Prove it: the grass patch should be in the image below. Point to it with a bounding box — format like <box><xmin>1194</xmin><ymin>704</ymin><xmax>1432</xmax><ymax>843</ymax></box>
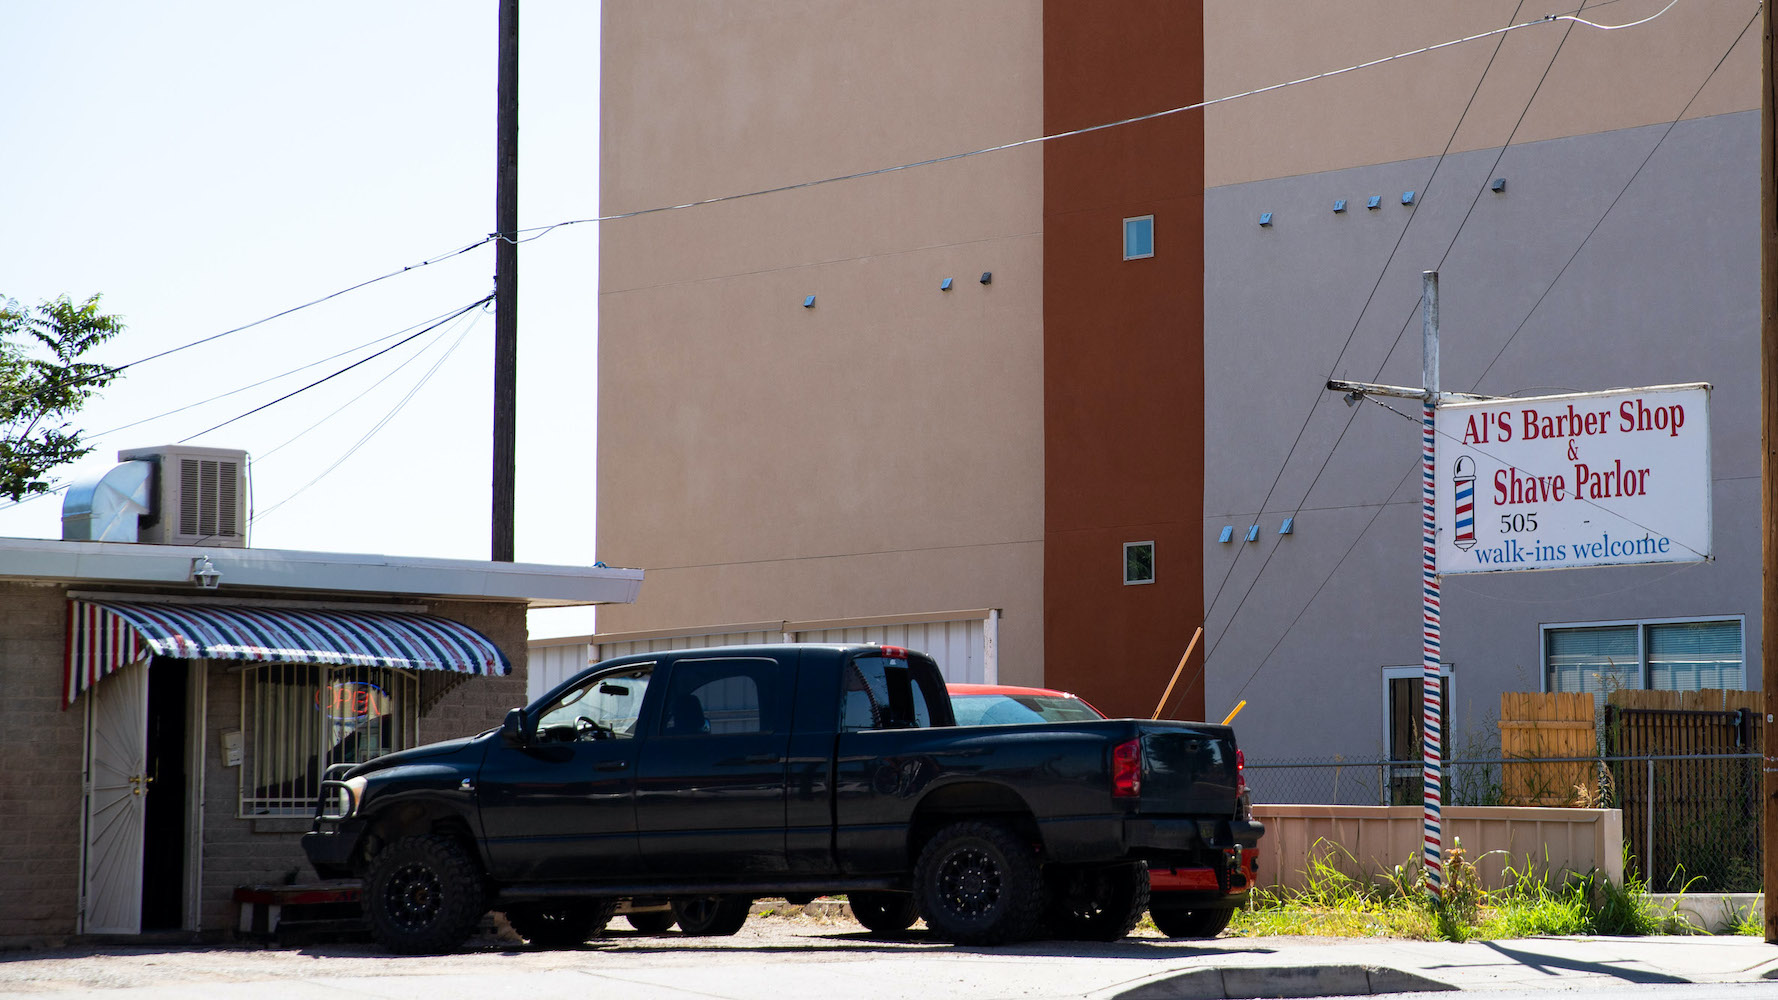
<box><xmin>1227</xmin><ymin>839</ymin><xmax>1699</xmax><ymax>942</ymax></box>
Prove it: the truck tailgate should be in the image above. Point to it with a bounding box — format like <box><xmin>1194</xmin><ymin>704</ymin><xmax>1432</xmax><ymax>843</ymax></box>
<box><xmin>1134</xmin><ymin>722</ymin><xmax>1241</xmax><ymax>816</ymax></box>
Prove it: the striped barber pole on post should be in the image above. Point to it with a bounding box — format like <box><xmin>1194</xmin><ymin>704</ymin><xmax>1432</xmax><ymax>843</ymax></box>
<box><xmin>1421</xmin><ymin>400</ymin><xmax>1444</xmax><ymax>896</ymax></box>
<box><xmin>64</xmin><ymin>600</ymin><xmax>512</xmax><ymax>706</ymax></box>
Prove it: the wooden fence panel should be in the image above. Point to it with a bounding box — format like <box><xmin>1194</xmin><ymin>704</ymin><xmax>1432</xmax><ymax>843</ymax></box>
<box><xmin>1498</xmin><ymin>692</ymin><xmax>1597</xmax><ymax>806</ymax></box>
<box><xmin>1605</xmin><ymin>689</ymin><xmax>1762</xmax><ymax>892</ymax></box>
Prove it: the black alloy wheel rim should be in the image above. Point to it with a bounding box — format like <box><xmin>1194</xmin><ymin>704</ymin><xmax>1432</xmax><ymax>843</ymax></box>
<box><xmin>386</xmin><ymin>862</ymin><xmax>443</xmax><ymax>931</ymax></box>
<box><xmin>936</xmin><ymin>846</ymin><xmax>1002</xmax><ymax>919</ymax></box>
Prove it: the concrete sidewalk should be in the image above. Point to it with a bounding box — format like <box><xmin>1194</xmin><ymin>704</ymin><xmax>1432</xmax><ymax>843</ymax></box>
<box><xmin>2</xmin><ymin>927</ymin><xmax>1777</xmax><ymax>999</ymax></box>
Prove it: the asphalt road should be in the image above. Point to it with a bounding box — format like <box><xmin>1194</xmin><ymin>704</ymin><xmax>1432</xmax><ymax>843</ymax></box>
<box><xmin>5</xmin><ymin>909</ymin><xmax>1778</xmax><ymax>1000</ymax></box>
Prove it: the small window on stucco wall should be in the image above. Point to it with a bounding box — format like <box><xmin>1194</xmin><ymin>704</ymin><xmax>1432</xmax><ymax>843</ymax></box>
<box><xmin>1123</xmin><ymin>216</ymin><xmax>1154</xmax><ymax>260</ymax></box>
<box><xmin>1124</xmin><ymin>541</ymin><xmax>1155</xmax><ymax>586</ymax></box>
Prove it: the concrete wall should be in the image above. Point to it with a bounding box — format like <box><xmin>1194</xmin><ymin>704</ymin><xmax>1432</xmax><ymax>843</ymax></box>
<box><xmin>597</xmin><ymin>1</ymin><xmax>1049</xmax><ymax>687</ymax></box>
<box><xmin>1253</xmin><ymin>804</ymin><xmax>1625</xmax><ymax>892</ymax></box>
<box><xmin>1201</xmin><ymin>111</ymin><xmax>1760</xmax><ymax>764</ymax></box>
<box><xmin>0</xmin><ymin>584</ymin><xmax>530</xmax><ymax>945</ymax></box>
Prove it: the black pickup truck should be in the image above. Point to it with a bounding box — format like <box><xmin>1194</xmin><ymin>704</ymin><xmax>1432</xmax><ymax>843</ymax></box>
<box><xmin>303</xmin><ymin>643</ymin><xmax>1262</xmax><ymax>953</ymax></box>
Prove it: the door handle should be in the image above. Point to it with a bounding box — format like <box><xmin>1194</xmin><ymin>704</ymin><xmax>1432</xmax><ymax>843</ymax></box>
<box><xmin>594</xmin><ymin>760</ymin><xmax>628</xmax><ymax>772</ymax></box>
<box><xmin>742</xmin><ymin>754</ymin><xmax>780</xmax><ymax>764</ymax></box>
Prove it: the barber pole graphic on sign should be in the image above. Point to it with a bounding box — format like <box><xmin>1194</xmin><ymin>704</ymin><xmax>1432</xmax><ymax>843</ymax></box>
<box><xmin>1452</xmin><ymin>457</ymin><xmax>1477</xmax><ymax>551</ymax></box>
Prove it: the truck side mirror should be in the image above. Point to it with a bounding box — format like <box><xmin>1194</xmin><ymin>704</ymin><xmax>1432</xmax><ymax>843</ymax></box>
<box><xmin>501</xmin><ymin>707</ymin><xmax>529</xmax><ymax>747</ymax></box>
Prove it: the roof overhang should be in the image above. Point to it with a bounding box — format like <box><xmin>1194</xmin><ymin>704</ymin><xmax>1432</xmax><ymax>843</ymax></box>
<box><xmin>0</xmin><ymin>535</ymin><xmax>643</xmax><ymax>608</ymax></box>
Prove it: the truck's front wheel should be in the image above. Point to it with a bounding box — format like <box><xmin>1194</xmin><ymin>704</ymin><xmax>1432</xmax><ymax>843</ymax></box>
<box><xmin>364</xmin><ymin>834</ymin><xmax>486</xmax><ymax>954</ymax></box>
<box><xmin>913</xmin><ymin>821</ymin><xmax>1046</xmax><ymax>945</ymax></box>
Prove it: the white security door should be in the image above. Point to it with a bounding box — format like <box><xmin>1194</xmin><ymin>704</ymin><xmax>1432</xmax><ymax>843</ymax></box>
<box><xmin>82</xmin><ymin>658</ymin><xmax>149</xmax><ymax>934</ymax></box>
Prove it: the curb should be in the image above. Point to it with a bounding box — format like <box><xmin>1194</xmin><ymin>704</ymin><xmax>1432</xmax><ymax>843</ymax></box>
<box><xmin>1109</xmin><ymin>965</ymin><xmax>1455</xmax><ymax>1000</ymax></box>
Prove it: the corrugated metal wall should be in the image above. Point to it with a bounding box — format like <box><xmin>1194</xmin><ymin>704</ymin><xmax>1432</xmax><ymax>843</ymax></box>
<box><xmin>528</xmin><ymin>616</ymin><xmax>993</xmax><ymax>703</ymax></box>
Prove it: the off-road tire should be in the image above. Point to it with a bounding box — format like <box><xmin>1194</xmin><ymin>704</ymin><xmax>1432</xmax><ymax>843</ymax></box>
<box><xmin>364</xmin><ymin>833</ymin><xmax>487</xmax><ymax>955</ymax></box>
<box><xmin>848</xmin><ymin>891</ymin><xmax>919</xmax><ymax>936</ymax></box>
<box><xmin>1148</xmin><ymin>902</ymin><xmax>1234</xmax><ymax>938</ymax></box>
<box><xmin>671</xmin><ymin>895</ymin><xmax>752</xmax><ymax>936</ymax></box>
<box><xmin>913</xmin><ymin>820</ymin><xmax>1047</xmax><ymax>945</ymax></box>
<box><xmin>505</xmin><ymin>899</ymin><xmax>618</xmax><ymax>947</ymax></box>
<box><xmin>1047</xmin><ymin>862</ymin><xmax>1149</xmax><ymax>941</ymax></box>
<box><xmin>625</xmin><ymin>909</ymin><xmax>677</xmax><ymax>934</ymax></box>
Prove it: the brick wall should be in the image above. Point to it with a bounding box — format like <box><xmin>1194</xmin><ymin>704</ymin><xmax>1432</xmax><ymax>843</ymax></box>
<box><xmin>0</xmin><ymin>586</ymin><xmax>532</xmax><ymax>943</ymax></box>
<box><xmin>0</xmin><ymin>583</ymin><xmax>84</xmax><ymax>943</ymax></box>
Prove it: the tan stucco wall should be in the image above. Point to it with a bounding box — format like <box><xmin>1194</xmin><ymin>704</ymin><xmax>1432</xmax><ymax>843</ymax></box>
<box><xmin>1205</xmin><ymin>0</ymin><xmax>1759</xmax><ymax>188</ymax></box>
<box><xmin>598</xmin><ymin>2</ymin><xmax>1047</xmax><ymax>683</ymax></box>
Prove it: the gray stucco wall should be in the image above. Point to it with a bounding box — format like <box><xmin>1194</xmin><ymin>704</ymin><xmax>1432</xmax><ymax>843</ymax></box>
<box><xmin>1202</xmin><ymin>111</ymin><xmax>1760</xmax><ymax>782</ymax></box>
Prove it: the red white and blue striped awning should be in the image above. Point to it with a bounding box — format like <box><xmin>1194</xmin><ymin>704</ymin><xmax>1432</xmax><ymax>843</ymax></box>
<box><xmin>66</xmin><ymin>600</ymin><xmax>510</xmax><ymax>704</ymax></box>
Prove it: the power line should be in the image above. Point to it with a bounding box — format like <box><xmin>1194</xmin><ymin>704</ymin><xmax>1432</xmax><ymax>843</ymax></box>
<box><xmin>177</xmin><ymin>295</ymin><xmax>491</xmax><ymax>444</ymax></box>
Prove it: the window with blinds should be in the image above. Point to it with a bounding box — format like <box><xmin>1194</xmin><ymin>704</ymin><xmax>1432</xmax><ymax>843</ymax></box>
<box><xmin>240</xmin><ymin>664</ymin><xmax>418</xmax><ymax>817</ymax></box>
<box><xmin>1543</xmin><ymin>619</ymin><xmax>1743</xmax><ymax>698</ymax></box>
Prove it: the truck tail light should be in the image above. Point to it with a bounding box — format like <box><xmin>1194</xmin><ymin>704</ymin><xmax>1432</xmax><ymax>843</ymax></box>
<box><xmin>1112</xmin><ymin>738</ymin><xmax>1142</xmax><ymax>799</ymax></box>
<box><xmin>875</xmin><ymin>645</ymin><xmax>910</xmax><ymax>659</ymax></box>
<box><xmin>1236</xmin><ymin>748</ymin><xmax>1247</xmax><ymax>792</ymax></box>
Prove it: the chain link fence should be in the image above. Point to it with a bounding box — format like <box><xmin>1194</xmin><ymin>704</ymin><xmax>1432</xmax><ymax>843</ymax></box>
<box><xmin>1247</xmin><ymin>752</ymin><xmax>1762</xmax><ymax>893</ymax></box>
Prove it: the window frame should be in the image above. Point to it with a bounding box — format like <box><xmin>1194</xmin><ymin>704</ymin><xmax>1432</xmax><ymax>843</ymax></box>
<box><xmin>238</xmin><ymin>662</ymin><xmax>419</xmax><ymax>818</ymax></box>
<box><xmin>1124</xmin><ymin>540</ymin><xmax>1156</xmax><ymax>586</ymax></box>
<box><xmin>1123</xmin><ymin>215</ymin><xmax>1155</xmax><ymax>260</ymax></box>
<box><xmin>1539</xmin><ymin>615</ymin><xmax>1746</xmax><ymax>695</ymax></box>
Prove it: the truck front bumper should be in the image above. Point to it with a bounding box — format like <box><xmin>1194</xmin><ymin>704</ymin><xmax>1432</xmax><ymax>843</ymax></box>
<box><xmin>300</xmin><ymin>820</ymin><xmax>366</xmax><ymax>880</ymax></box>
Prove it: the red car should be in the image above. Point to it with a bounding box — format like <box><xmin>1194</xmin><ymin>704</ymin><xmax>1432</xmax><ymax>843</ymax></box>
<box><xmin>947</xmin><ymin>682</ymin><xmax>1258</xmax><ymax>938</ymax></box>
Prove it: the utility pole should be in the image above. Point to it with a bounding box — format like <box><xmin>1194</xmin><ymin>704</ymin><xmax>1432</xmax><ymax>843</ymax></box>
<box><xmin>1759</xmin><ymin>0</ymin><xmax>1776</xmax><ymax>945</ymax></box>
<box><xmin>1327</xmin><ymin>272</ymin><xmax>1496</xmax><ymax>896</ymax></box>
<box><xmin>492</xmin><ymin>0</ymin><xmax>519</xmax><ymax>562</ymax></box>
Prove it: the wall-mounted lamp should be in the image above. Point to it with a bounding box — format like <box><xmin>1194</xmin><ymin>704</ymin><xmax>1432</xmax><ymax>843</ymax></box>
<box><xmin>940</xmin><ymin>277</ymin><xmax>953</xmax><ymax>291</ymax></box>
<box><xmin>191</xmin><ymin>555</ymin><xmax>222</xmax><ymax>589</ymax></box>
<box><xmin>1333</xmin><ymin>200</ymin><xmax>1348</xmax><ymax>213</ymax></box>
<box><xmin>1218</xmin><ymin>526</ymin><xmax>1235</xmax><ymax>544</ymax></box>
<box><xmin>803</xmin><ymin>294</ymin><xmax>816</xmax><ymax>308</ymax></box>
<box><xmin>1491</xmin><ymin>177</ymin><xmax>1507</xmax><ymax>193</ymax></box>
<box><xmin>1279</xmin><ymin>517</ymin><xmax>1295</xmax><ymax>535</ymax></box>
<box><xmin>1367</xmin><ymin>196</ymin><xmax>1382</xmax><ymax>210</ymax></box>
<box><xmin>1258</xmin><ymin>212</ymin><xmax>1273</xmax><ymax>227</ymax></box>
<box><xmin>1401</xmin><ymin>191</ymin><xmax>1417</xmax><ymax>205</ymax></box>
<box><xmin>1245</xmin><ymin>525</ymin><xmax>1261</xmax><ymax>542</ymax></box>
<box><xmin>980</xmin><ymin>272</ymin><xmax>993</xmax><ymax>284</ymax></box>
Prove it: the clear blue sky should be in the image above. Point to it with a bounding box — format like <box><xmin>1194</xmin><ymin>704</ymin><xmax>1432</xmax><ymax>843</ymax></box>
<box><xmin>1</xmin><ymin>3</ymin><xmax>604</xmax><ymax>635</ymax></box>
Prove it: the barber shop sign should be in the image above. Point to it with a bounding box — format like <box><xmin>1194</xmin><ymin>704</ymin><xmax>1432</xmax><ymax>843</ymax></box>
<box><xmin>1434</xmin><ymin>383</ymin><xmax>1711</xmax><ymax>574</ymax></box>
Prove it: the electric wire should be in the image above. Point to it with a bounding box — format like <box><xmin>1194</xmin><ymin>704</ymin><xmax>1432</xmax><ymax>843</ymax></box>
<box><xmin>177</xmin><ymin>294</ymin><xmax>491</xmax><ymax>444</ymax></box>
<box><xmin>1182</xmin><ymin>0</ymin><xmax>1539</xmax><ymax>715</ymax></box>
<box><xmin>254</xmin><ymin>304</ymin><xmax>485</xmax><ymax>463</ymax></box>
<box><xmin>92</xmin><ymin>303</ymin><xmax>484</xmax><ymax>440</ymax></box>
<box><xmin>0</xmin><ymin>0</ymin><xmax>1678</xmax><ymax>419</ymax></box>
<box><xmin>1207</xmin><ymin>4</ymin><xmax>1757</xmax><ymax>711</ymax></box>
<box><xmin>250</xmin><ymin>307</ymin><xmax>486</xmax><ymax>524</ymax></box>
<box><xmin>1470</xmin><ymin>4</ymin><xmax>1763</xmax><ymax>391</ymax></box>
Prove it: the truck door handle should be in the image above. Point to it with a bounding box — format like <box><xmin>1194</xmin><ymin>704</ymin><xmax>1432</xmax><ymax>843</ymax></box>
<box><xmin>594</xmin><ymin>760</ymin><xmax>628</xmax><ymax>771</ymax></box>
<box><xmin>743</xmin><ymin>754</ymin><xmax>779</xmax><ymax>764</ymax></box>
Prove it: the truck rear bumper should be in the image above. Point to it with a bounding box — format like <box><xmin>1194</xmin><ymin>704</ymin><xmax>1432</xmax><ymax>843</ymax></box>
<box><xmin>1126</xmin><ymin>816</ymin><xmax>1265</xmax><ymax>853</ymax></box>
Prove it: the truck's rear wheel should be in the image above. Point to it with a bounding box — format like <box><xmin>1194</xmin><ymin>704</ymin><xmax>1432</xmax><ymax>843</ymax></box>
<box><xmin>671</xmin><ymin>895</ymin><xmax>752</xmax><ymax>936</ymax></box>
<box><xmin>914</xmin><ymin>820</ymin><xmax>1047</xmax><ymax>945</ymax></box>
<box><xmin>505</xmin><ymin>899</ymin><xmax>617</xmax><ymax>947</ymax></box>
<box><xmin>1149</xmin><ymin>902</ymin><xmax>1234</xmax><ymax>938</ymax></box>
<box><xmin>1048</xmin><ymin>862</ymin><xmax>1149</xmax><ymax>941</ymax></box>
<box><xmin>364</xmin><ymin>834</ymin><xmax>486</xmax><ymax>954</ymax></box>
<box><xmin>848</xmin><ymin>891</ymin><xmax>919</xmax><ymax>936</ymax></box>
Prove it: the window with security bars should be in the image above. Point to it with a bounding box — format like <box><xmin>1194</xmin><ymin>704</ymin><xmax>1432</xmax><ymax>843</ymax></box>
<box><xmin>239</xmin><ymin>663</ymin><xmax>417</xmax><ymax>816</ymax></box>
<box><xmin>1543</xmin><ymin>618</ymin><xmax>1744</xmax><ymax>700</ymax></box>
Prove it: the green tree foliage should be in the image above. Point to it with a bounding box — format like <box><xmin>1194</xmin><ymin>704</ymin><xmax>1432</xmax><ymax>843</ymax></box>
<box><xmin>0</xmin><ymin>294</ymin><xmax>125</xmax><ymax>501</ymax></box>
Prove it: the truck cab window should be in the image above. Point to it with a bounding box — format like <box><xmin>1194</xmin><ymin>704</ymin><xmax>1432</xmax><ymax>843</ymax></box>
<box><xmin>536</xmin><ymin>666</ymin><xmax>653</xmax><ymax>742</ymax></box>
<box><xmin>658</xmin><ymin>657</ymin><xmax>777</xmax><ymax>736</ymax></box>
<box><xmin>840</xmin><ymin>653</ymin><xmax>951</xmax><ymax>731</ymax></box>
